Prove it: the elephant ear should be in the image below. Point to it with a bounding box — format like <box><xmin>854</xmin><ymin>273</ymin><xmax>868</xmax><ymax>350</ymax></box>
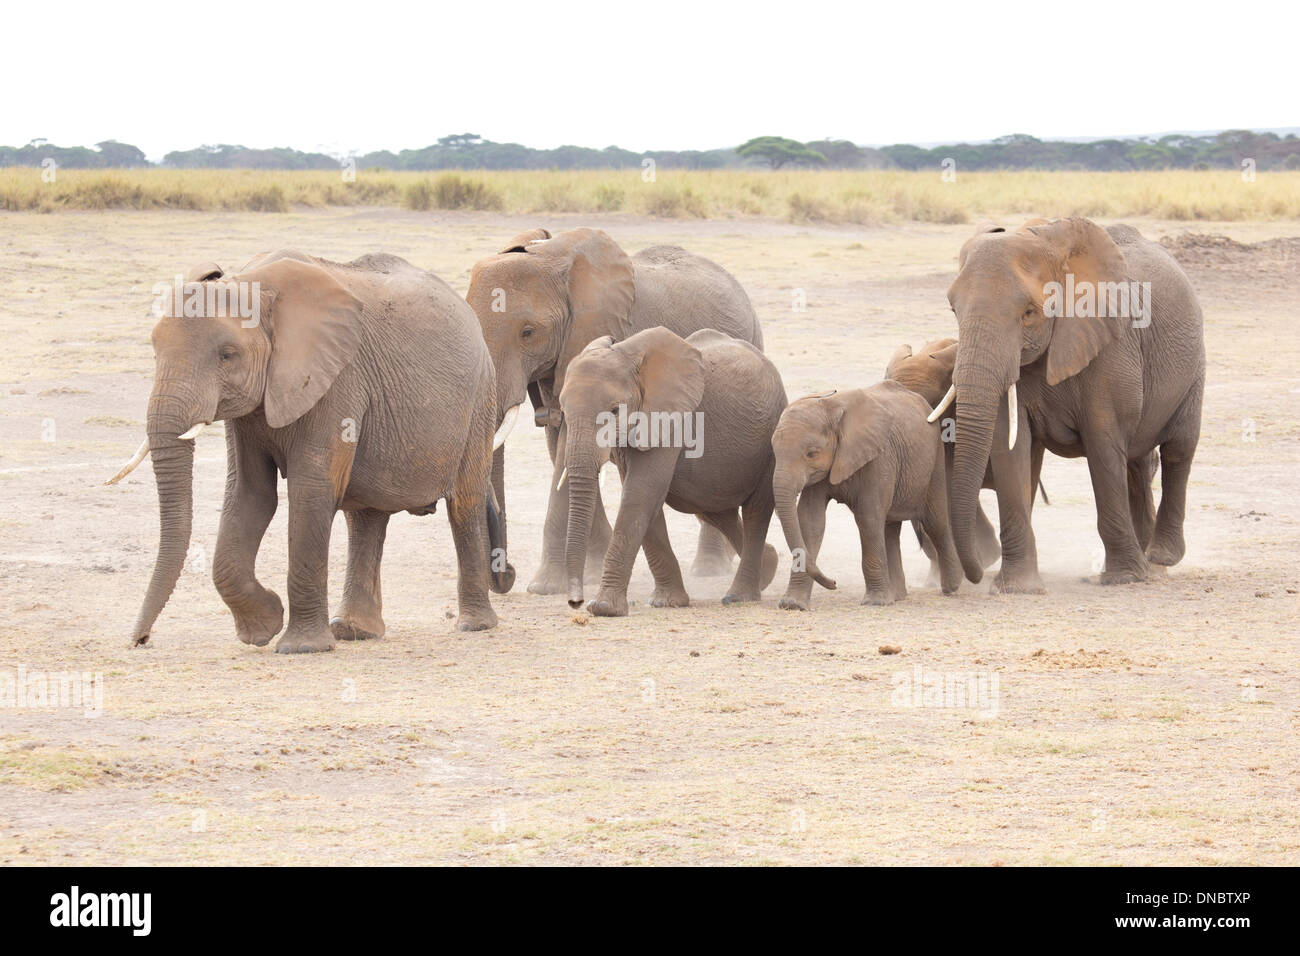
<box><xmin>828</xmin><ymin>390</ymin><xmax>890</xmax><ymax>486</ymax></box>
<box><xmin>499</xmin><ymin>228</ymin><xmax>552</xmax><ymax>253</ymax></box>
<box><xmin>185</xmin><ymin>262</ymin><xmax>224</xmax><ymax>282</ymax></box>
<box><xmin>1028</xmin><ymin>218</ymin><xmax>1130</xmax><ymax>386</ymax></box>
<box><xmin>618</xmin><ymin>326</ymin><xmax>705</xmax><ymax>429</ymax></box>
<box><xmin>545</xmin><ymin>229</ymin><xmax>636</xmax><ymax>394</ymax></box>
<box><xmin>237</xmin><ymin>259</ymin><xmax>364</xmax><ymax>429</ymax></box>
<box><xmin>885</xmin><ymin>344</ymin><xmax>913</xmax><ymax>379</ymax></box>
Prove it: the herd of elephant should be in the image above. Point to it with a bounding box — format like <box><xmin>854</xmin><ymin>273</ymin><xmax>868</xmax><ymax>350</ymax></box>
<box><xmin>108</xmin><ymin>217</ymin><xmax>1206</xmax><ymax>653</ymax></box>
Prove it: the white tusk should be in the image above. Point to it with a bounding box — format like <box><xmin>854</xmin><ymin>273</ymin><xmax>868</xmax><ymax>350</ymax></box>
<box><xmin>556</xmin><ymin>467</ymin><xmax>568</xmax><ymax>492</ymax></box>
<box><xmin>177</xmin><ymin>422</ymin><xmax>208</xmax><ymax>441</ymax></box>
<box><xmin>1007</xmin><ymin>383</ymin><xmax>1018</xmax><ymax>450</ymax></box>
<box><xmin>927</xmin><ymin>384</ymin><xmax>956</xmax><ymax>423</ymax></box>
<box><xmin>104</xmin><ymin>438</ymin><xmax>150</xmax><ymax>486</ymax></box>
<box><xmin>492</xmin><ymin>403</ymin><xmax>522</xmax><ymax>450</ymax></box>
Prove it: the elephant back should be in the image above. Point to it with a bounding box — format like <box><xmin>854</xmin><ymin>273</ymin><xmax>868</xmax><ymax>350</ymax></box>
<box><xmin>629</xmin><ymin>246</ymin><xmax>763</xmax><ymax>351</ymax></box>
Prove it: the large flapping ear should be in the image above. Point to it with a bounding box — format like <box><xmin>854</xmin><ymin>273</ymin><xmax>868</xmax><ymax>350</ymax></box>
<box><xmin>1026</xmin><ymin>218</ymin><xmax>1130</xmax><ymax>385</ymax></box>
<box><xmin>234</xmin><ymin>258</ymin><xmax>364</xmax><ymax>429</ymax></box>
<box><xmin>616</xmin><ymin>326</ymin><xmax>705</xmax><ymax>419</ymax></box>
<box><xmin>185</xmin><ymin>262</ymin><xmax>224</xmax><ymax>282</ymax></box>
<box><xmin>828</xmin><ymin>390</ymin><xmax>891</xmax><ymax>485</ymax></box>
<box><xmin>499</xmin><ymin>228</ymin><xmax>552</xmax><ymax>253</ymax></box>
<box><xmin>542</xmin><ymin>229</ymin><xmax>636</xmax><ymax>394</ymax></box>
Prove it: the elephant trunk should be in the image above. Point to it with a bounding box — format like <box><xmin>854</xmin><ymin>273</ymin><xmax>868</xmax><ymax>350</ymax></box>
<box><xmin>772</xmin><ymin>476</ymin><xmax>836</xmax><ymax>590</ymax></box>
<box><xmin>950</xmin><ymin>380</ymin><xmax>1002</xmax><ymax>584</ymax></box>
<box><xmin>486</xmin><ymin>446</ymin><xmax>515</xmax><ymax>593</ymax></box>
<box><xmin>131</xmin><ymin>388</ymin><xmax>202</xmax><ymax>646</ymax></box>
<box><xmin>562</xmin><ymin>422</ymin><xmax>601</xmax><ymax>608</ymax></box>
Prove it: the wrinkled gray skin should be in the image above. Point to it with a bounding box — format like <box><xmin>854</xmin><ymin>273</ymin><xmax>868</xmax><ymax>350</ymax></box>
<box><xmin>772</xmin><ymin>381</ymin><xmax>962</xmax><ymax>609</ymax></box>
<box><xmin>947</xmin><ymin>218</ymin><xmax>1204</xmax><ymax>592</ymax></box>
<box><xmin>559</xmin><ymin>328</ymin><xmax>785</xmax><ymax>616</ymax></box>
<box><xmin>466</xmin><ymin>229</ymin><xmax>763</xmax><ymax>595</ymax></box>
<box><xmin>125</xmin><ymin>251</ymin><xmax>501</xmax><ymax>653</ymax></box>
<box><xmin>886</xmin><ymin>337</ymin><xmax>1041</xmax><ymax>585</ymax></box>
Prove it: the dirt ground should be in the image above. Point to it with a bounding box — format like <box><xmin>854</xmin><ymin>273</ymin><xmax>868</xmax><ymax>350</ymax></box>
<box><xmin>0</xmin><ymin>209</ymin><xmax>1296</xmax><ymax>865</ymax></box>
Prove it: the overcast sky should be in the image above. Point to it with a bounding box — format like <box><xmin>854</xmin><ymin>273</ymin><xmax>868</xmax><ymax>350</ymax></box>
<box><xmin>3</xmin><ymin>1</ymin><xmax>1292</xmax><ymax>161</ymax></box>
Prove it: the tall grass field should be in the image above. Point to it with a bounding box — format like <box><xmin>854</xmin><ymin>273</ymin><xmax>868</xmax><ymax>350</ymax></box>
<box><xmin>2</xmin><ymin>167</ymin><xmax>1298</xmax><ymax>222</ymax></box>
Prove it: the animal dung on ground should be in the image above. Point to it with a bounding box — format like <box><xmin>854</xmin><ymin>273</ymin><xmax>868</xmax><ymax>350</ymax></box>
<box><xmin>878</xmin><ymin>644</ymin><xmax>903</xmax><ymax>655</ymax></box>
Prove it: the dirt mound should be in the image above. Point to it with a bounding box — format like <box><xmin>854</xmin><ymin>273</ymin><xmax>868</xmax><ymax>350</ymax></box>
<box><xmin>1160</xmin><ymin>233</ymin><xmax>1300</xmax><ymax>269</ymax></box>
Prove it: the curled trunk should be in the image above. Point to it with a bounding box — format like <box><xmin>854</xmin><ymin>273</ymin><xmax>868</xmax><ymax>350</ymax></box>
<box><xmin>773</xmin><ymin>480</ymin><xmax>835</xmax><ymax>590</ymax></box>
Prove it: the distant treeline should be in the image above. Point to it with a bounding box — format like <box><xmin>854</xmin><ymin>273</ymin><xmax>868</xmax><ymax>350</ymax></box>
<box><xmin>4</xmin><ymin>130</ymin><xmax>1299</xmax><ymax>172</ymax></box>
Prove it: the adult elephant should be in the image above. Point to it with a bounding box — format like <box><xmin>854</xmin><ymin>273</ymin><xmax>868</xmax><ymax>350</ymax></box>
<box><xmin>466</xmin><ymin>228</ymin><xmax>764</xmax><ymax>595</ymax></box>
<box><xmin>945</xmin><ymin>218</ymin><xmax>1204</xmax><ymax>591</ymax></box>
<box><xmin>108</xmin><ymin>251</ymin><xmax>505</xmax><ymax>652</ymax></box>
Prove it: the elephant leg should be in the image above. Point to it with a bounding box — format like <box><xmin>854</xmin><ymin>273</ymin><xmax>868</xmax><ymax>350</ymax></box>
<box><xmin>974</xmin><ymin>505</ymin><xmax>1002</xmax><ymax>570</ymax></box>
<box><xmin>212</xmin><ymin>439</ymin><xmax>282</xmax><ymax>648</ymax></box>
<box><xmin>1085</xmin><ymin>437</ymin><xmax>1148</xmax><ymax>585</ymax></box>
<box><xmin>988</xmin><ymin>401</ymin><xmax>1044</xmax><ymax>594</ymax></box>
<box><xmin>275</xmin><ymin>471</ymin><xmax>340</xmax><ymax>654</ymax></box>
<box><xmin>446</xmin><ymin>480</ymin><xmax>498</xmax><ymax>633</ymax></box>
<box><xmin>1149</xmin><ymin>388</ymin><xmax>1201</xmax><ymax>567</ymax></box>
<box><xmin>690</xmin><ymin>520</ymin><xmax>736</xmax><ymax>577</ymax></box>
<box><xmin>915</xmin><ymin>521</ymin><xmax>942</xmax><ymax>588</ymax></box>
<box><xmin>331</xmin><ymin>508</ymin><xmax>389</xmax><ymax>642</ymax></box>
<box><xmin>885</xmin><ymin>521</ymin><xmax>907</xmax><ymax>602</ymax></box>
<box><xmin>643</xmin><ymin>508</ymin><xmax>689</xmax><ymax>609</ymax></box>
<box><xmin>528</xmin><ymin>426</ymin><xmax>612</xmax><ymax>595</ymax></box>
<box><xmin>855</xmin><ymin>507</ymin><xmax>892</xmax><ymax>606</ymax></box>
<box><xmin>589</xmin><ymin>449</ymin><xmax>677</xmax><ymax>617</ymax></box>
<box><xmin>713</xmin><ymin>498</ymin><xmax>775</xmax><ymax>604</ymax></box>
<box><xmin>779</xmin><ymin>486</ymin><xmax>829</xmax><ymax>611</ymax></box>
<box><xmin>1126</xmin><ymin>456</ymin><xmax>1156</xmax><ymax>555</ymax></box>
<box><xmin>487</xmin><ymin>446</ymin><xmax>517</xmax><ymax>594</ymax></box>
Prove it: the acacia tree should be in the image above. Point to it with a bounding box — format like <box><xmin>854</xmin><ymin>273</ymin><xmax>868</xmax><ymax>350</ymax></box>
<box><xmin>736</xmin><ymin>136</ymin><xmax>827</xmax><ymax>169</ymax></box>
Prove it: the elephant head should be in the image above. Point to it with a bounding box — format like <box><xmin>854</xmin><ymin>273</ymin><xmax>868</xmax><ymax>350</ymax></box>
<box><xmin>556</xmin><ymin>327</ymin><xmax>704</xmax><ymax>608</ymax></box>
<box><xmin>770</xmin><ymin>390</ymin><xmax>891</xmax><ymax>591</ymax></box>
<box><xmin>885</xmin><ymin>338</ymin><xmax>959</xmax><ymax>409</ymax></box>
<box><xmin>111</xmin><ymin>256</ymin><xmax>364</xmax><ymax>645</ymax></box>
<box><xmin>946</xmin><ymin>216</ymin><xmax>1129</xmax><ymax>581</ymax></box>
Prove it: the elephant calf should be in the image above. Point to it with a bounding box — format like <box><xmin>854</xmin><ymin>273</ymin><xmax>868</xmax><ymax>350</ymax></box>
<box><xmin>109</xmin><ymin>251</ymin><xmax>504</xmax><ymax>653</ymax></box>
<box><xmin>558</xmin><ymin>327</ymin><xmax>785</xmax><ymax>616</ymax></box>
<box><xmin>772</xmin><ymin>381</ymin><xmax>962</xmax><ymax>609</ymax></box>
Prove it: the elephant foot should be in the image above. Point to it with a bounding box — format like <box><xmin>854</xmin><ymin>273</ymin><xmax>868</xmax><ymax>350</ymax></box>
<box><xmin>233</xmin><ymin>589</ymin><xmax>285</xmax><ymax>647</ymax></box>
<box><xmin>924</xmin><ymin>563</ymin><xmax>942</xmax><ymax>589</ymax></box>
<box><xmin>991</xmin><ymin>567</ymin><xmax>1047</xmax><ymax>595</ymax></box>
<box><xmin>588</xmin><ymin>589</ymin><xmax>629</xmax><ymax>617</ymax></box>
<box><xmin>527</xmin><ymin>561</ymin><xmax>567</xmax><ymax>596</ymax></box>
<box><xmin>649</xmin><ymin>586</ymin><xmax>690</xmax><ymax>608</ymax></box>
<box><xmin>862</xmin><ymin>592</ymin><xmax>895</xmax><ymax>607</ymax></box>
<box><xmin>330</xmin><ymin>615</ymin><xmax>384</xmax><ymax>642</ymax></box>
<box><xmin>1146</xmin><ymin>535</ymin><xmax>1185</xmax><ymax>567</ymax></box>
<box><xmin>691</xmin><ymin>550</ymin><xmax>734</xmax><ymax>578</ymax></box>
<box><xmin>1098</xmin><ymin>568</ymin><xmax>1145</xmax><ymax>586</ymax></box>
<box><xmin>722</xmin><ymin>589</ymin><xmax>760</xmax><ymax>605</ymax></box>
<box><xmin>489</xmin><ymin>562</ymin><xmax>517</xmax><ymax>594</ymax></box>
<box><xmin>456</xmin><ymin>604</ymin><xmax>498</xmax><ymax>632</ymax></box>
<box><xmin>758</xmin><ymin>543</ymin><xmax>778</xmax><ymax>590</ymax></box>
<box><xmin>778</xmin><ymin>591</ymin><xmax>811</xmax><ymax>611</ymax></box>
<box><xmin>274</xmin><ymin>625</ymin><xmax>337</xmax><ymax>655</ymax></box>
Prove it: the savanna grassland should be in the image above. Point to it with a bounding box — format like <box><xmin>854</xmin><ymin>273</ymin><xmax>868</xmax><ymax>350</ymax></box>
<box><xmin>3</xmin><ymin>167</ymin><xmax>1300</xmax><ymax>223</ymax></box>
<box><xmin>0</xmin><ymin>185</ymin><xmax>1297</xmax><ymax>864</ymax></box>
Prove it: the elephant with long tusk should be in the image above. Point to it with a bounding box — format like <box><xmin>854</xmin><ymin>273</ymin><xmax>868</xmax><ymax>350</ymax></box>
<box><xmin>107</xmin><ymin>250</ymin><xmax>505</xmax><ymax>652</ymax></box>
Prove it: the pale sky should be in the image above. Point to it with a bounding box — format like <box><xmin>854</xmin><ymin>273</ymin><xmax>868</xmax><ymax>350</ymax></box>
<box><xmin>3</xmin><ymin>0</ymin><xmax>1292</xmax><ymax>161</ymax></box>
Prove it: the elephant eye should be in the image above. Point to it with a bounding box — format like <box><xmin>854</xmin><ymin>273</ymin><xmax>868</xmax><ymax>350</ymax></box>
<box><xmin>219</xmin><ymin>346</ymin><xmax>238</xmax><ymax>362</ymax></box>
<box><xmin>521</xmin><ymin>326</ymin><xmax>534</xmax><ymax>340</ymax></box>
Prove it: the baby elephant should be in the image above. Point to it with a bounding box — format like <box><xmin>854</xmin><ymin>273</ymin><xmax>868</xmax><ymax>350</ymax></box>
<box><xmin>771</xmin><ymin>381</ymin><xmax>961</xmax><ymax>609</ymax></box>
<box><xmin>559</xmin><ymin>327</ymin><xmax>786</xmax><ymax>616</ymax></box>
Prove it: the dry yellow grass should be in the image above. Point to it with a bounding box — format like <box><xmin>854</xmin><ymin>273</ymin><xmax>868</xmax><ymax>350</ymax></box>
<box><xmin>3</xmin><ymin>168</ymin><xmax>1299</xmax><ymax>222</ymax></box>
